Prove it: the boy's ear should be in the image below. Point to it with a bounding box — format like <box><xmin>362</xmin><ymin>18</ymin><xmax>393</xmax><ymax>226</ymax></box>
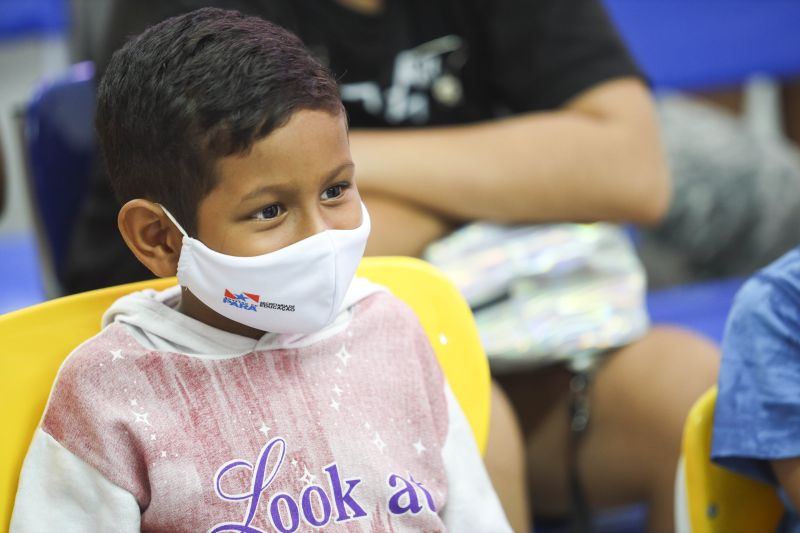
<box><xmin>117</xmin><ymin>199</ymin><xmax>183</xmax><ymax>278</ymax></box>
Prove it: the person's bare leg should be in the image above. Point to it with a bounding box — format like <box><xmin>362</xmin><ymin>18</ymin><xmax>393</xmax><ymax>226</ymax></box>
<box><xmin>485</xmin><ymin>381</ymin><xmax>532</xmax><ymax>532</ymax></box>
<box><xmin>500</xmin><ymin>326</ymin><xmax>719</xmax><ymax>532</ymax></box>
<box><xmin>580</xmin><ymin>327</ymin><xmax>718</xmax><ymax>531</ymax></box>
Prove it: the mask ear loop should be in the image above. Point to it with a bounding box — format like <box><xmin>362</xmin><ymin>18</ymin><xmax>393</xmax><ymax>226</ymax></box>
<box><xmin>158</xmin><ymin>204</ymin><xmax>190</xmax><ymax>238</ymax></box>
<box><xmin>158</xmin><ymin>204</ymin><xmax>191</xmax><ymax>293</ymax></box>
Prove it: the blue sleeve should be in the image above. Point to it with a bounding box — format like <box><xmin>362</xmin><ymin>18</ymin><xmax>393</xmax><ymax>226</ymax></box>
<box><xmin>712</xmin><ymin>250</ymin><xmax>800</xmax><ymax>485</ymax></box>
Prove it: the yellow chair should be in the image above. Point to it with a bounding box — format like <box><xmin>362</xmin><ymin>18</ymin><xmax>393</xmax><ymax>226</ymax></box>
<box><xmin>0</xmin><ymin>256</ymin><xmax>490</xmax><ymax>530</ymax></box>
<box><xmin>680</xmin><ymin>386</ymin><xmax>783</xmax><ymax>532</ymax></box>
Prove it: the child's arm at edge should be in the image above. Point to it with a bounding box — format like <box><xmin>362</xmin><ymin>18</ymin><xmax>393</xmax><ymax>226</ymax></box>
<box><xmin>774</xmin><ymin>459</ymin><xmax>800</xmax><ymax>512</ymax></box>
<box><xmin>712</xmin><ymin>254</ymin><xmax>800</xmax><ymax>511</ymax></box>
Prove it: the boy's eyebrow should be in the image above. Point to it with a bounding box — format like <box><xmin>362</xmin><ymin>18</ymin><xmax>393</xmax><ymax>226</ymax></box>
<box><xmin>320</xmin><ymin>161</ymin><xmax>355</xmax><ymax>184</ymax></box>
<box><xmin>240</xmin><ymin>162</ymin><xmax>355</xmax><ymax>202</ymax></box>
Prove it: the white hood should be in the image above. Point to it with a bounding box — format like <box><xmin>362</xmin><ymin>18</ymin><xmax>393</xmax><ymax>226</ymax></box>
<box><xmin>102</xmin><ymin>277</ymin><xmax>385</xmax><ymax>359</ymax></box>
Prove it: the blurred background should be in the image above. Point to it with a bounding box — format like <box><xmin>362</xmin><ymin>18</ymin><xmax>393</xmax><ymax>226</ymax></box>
<box><xmin>0</xmin><ymin>0</ymin><xmax>111</xmax><ymax>311</ymax></box>
<box><xmin>0</xmin><ymin>0</ymin><xmax>109</xmax><ymax>236</ymax></box>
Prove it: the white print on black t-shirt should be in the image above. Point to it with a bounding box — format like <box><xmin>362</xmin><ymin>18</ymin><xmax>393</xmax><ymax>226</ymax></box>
<box><xmin>341</xmin><ymin>35</ymin><xmax>466</xmax><ymax>125</ymax></box>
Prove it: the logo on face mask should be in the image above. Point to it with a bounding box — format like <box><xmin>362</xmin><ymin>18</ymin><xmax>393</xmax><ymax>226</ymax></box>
<box><xmin>259</xmin><ymin>300</ymin><xmax>296</xmax><ymax>313</ymax></box>
<box><xmin>222</xmin><ymin>289</ymin><xmax>296</xmax><ymax>313</ymax></box>
<box><xmin>223</xmin><ymin>290</ymin><xmax>259</xmax><ymax>312</ymax></box>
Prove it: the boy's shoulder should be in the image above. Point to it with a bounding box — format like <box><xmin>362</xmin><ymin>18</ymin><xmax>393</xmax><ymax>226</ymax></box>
<box><xmin>350</xmin><ymin>289</ymin><xmax>442</xmax><ymax>369</ymax></box>
<box><xmin>54</xmin><ymin>322</ymin><xmax>147</xmax><ymax>382</ymax></box>
<box><xmin>350</xmin><ymin>289</ymin><xmax>431</xmax><ymax>341</ymax></box>
<box><xmin>38</xmin><ymin>322</ymin><xmax>157</xmax><ymax>505</ymax></box>
<box><xmin>355</xmin><ymin>289</ymin><xmax>422</xmax><ymax>320</ymax></box>
<box><xmin>43</xmin><ymin>322</ymin><xmax>150</xmax><ymax>430</ymax></box>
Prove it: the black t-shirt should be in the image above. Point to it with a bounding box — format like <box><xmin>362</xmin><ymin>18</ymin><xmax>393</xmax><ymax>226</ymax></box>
<box><xmin>301</xmin><ymin>0</ymin><xmax>640</xmax><ymax>126</ymax></box>
<box><xmin>64</xmin><ymin>0</ymin><xmax>640</xmax><ymax>292</ymax></box>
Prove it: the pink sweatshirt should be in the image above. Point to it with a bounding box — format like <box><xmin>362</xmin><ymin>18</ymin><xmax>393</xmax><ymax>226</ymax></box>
<box><xmin>11</xmin><ymin>280</ymin><xmax>510</xmax><ymax>532</ymax></box>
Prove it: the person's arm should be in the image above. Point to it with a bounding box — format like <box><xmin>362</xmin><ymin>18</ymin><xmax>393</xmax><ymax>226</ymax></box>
<box><xmin>352</xmin><ymin>77</ymin><xmax>669</xmax><ymax>226</ymax></box>
<box><xmin>712</xmin><ymin>254</ymin><xmax>800</xmax><ymax>498</ymax></box>
<box><xmin>439</xmin><ymin>383</ymin><xmax>513</xmax><ymax>532</ymax></box>
<box><xmin>773</xmin><ymin>458</ymin><xmax>800</xmax><ymax>511</ymax></box>
<box><xmin>10</xmin><ymin>429</ymin><xmax>141</xmax><ymax>532</ymax></box>
<box><xmin>362</xmin><ymin>191</ymin><xmax>455</xmax><ymax>257</ymax></box>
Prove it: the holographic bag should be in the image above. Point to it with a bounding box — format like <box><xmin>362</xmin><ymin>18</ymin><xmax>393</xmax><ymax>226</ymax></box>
<box><xmin>424</xmin><ymin>223</ymin><xmax>649</xmax><ymax>372</ymax></box>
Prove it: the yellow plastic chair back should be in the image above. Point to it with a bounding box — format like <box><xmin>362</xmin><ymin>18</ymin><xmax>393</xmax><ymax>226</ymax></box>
<box><xmin>0</xmin><ymin>256</ymin><xmax>490</xmax><ymax>530</ymax></box>
<box><xmin>682</xmin><ymin>386</ymin><xmax>783</xmax><ymax>532</ymax></box>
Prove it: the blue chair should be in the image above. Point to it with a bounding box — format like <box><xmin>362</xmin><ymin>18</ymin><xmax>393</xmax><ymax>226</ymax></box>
<box><xmin>20</xmin><ymin>61</ymin><xmax>96</xmax><ymax>295</ymax></box>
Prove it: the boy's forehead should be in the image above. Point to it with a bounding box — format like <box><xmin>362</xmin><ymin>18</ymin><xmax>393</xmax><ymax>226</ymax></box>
<box><xmin>212</xmin><ymin>109</ymin><xmax>351</xmax><ymax>196</ymax></box>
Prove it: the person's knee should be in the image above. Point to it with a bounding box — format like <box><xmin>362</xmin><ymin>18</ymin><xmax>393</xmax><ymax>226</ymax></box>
<box><xmin>646</xmin><ymin>325</ymin><xmax>720</xmax><ymax>394</ymax></box>
<box><xmin>601</xmin><ymin>326</ymin><xmax>719</xmax><ymax>404</ymax></box>
<box><xmin>588</xmin><ymin>327</ymin><xmax>719</xmax><ymax>465</ymax></box>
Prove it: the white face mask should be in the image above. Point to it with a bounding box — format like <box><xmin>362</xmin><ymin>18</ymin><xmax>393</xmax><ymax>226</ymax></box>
<box><xmin>161</xmin><ymin>203</ymin><xmax>371</xmax><ymax>335</ymax></box>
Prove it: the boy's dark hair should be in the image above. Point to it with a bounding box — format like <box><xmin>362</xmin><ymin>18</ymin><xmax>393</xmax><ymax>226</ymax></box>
<box><xmin>96</xmin><ymin>7</ymin><xmax>342</xmax><ymax>234</ymax></box>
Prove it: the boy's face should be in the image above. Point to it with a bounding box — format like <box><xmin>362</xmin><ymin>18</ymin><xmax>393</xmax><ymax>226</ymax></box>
<box><xmin>194</xmin><ymin>109</ymin><xmax>361</xmax><ymax>256</ymax></box>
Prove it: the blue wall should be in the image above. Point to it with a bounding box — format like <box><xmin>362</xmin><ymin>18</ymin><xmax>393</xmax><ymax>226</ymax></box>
<box><xmin>604</xmin><ymin>0</ymin><xmax>800</xmax><ymax>90</ymax></box>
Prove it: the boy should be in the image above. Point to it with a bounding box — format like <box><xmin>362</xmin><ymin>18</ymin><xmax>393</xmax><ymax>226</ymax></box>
<box><xmin>712</xmin><ymin>244</ymin><xmax>800</xmax><ymax>532</ymax></box>
<box><xmin>10</xmin><ymin>8</ymin><xmax>510</xmax><ymax>532</ymax></box>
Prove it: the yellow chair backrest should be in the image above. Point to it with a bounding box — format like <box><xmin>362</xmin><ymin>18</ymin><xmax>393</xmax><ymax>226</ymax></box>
<box><xmin>0</xmin><ymin>256</ymin><xmax>489</xmax><ymax>530</ymax></box>
<box><xmin>682</xmin><ymin>386</ymin><xmax>783</xmax><ymax>532</ymax></box>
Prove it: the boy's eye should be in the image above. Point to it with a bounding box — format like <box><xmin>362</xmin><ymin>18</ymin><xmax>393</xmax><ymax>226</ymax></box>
<box><xmin>321</xmin><ymin>184</ymin><xmax>347</xmax><ymax>201</ymax></box>
<box><xmin>254</xmin><ymin>204</ymin><xmax>282</xmax><ymax>220</ymax></box>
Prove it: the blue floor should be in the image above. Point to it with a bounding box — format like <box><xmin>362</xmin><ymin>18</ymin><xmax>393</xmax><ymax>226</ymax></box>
<box><xmin>537</xmin><ymin>503</ymin><xmax>648</xmax><ymax>533</ymax></box>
